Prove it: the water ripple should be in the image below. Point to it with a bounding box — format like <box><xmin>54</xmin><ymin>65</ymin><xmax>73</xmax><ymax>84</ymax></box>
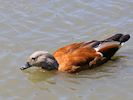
<box><xmin>0</xmin><ymin>0</ymin><xmax>133</xmax><ymax>99</ymax></box>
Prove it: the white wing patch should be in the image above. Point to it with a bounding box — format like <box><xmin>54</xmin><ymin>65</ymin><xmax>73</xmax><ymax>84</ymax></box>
<box><xmin>96</xmin><ymin>51</ymin><xmax>103</xmax><ymax>57</ymax></box>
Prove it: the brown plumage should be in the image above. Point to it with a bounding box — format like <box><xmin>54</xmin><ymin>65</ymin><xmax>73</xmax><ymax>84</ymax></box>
<box><xmin>21</xmin><ymin>34</ymin><xmax>130</xmax><ymax>73</ymax></box>
<box><xmin>53</xmin><ymin>42</ymin><xmax>102</xmax><ymax>73</ymax></box>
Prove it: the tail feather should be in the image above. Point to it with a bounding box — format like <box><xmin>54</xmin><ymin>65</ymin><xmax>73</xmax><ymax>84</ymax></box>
<box><xmin>94</xmin><ymin>34</ymin><xmax>130</xmax><ymax>59</ymax></box>
<box><xmin>119</xmin><ymin>34</ymin><xmax>130</xmax><ymax>44</ymax></box>
<box><xmin>103</xmin><ymin>33</ymin><xmax>130</xmax><ymax>44</ymax></box>
<box><xmin>88</xmin><ymin>33</ymin><xmax>130</xmax><ymax>50</ymax></box>
<box><xmin>104</xmin><ymin>33</ymin><xmax>123</xmax><ymax>42</ymax></box>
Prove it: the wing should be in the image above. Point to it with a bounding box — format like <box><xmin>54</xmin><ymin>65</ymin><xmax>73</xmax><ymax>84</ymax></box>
<box><xmin>54</xmin><ymin>44</ymin><xmax>102</xmax><ymax>73</ymax></box>
<box><xmin>53</xmin><ymin>42</ymin><xmax>83</xmax><ymax>57</ymax></box>
<box><xmin>53</xmin><ymin>40</ymin><xmax>98</xmax><ymax>58</ymax></box>
<box><xmin>96</xmin><ymin>41</ymin><xmax>120</xmax><ymax>59</ymax></box>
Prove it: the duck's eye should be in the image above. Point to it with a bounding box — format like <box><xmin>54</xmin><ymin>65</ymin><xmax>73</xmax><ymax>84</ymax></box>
<box><xmin>32</xmin><ymin>58</ymin><xmax>36</xmax><ymax>60</ymax></box>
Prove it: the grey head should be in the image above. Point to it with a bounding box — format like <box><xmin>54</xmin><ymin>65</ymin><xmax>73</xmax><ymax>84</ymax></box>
<box><xmin>20</xmin><ymin>51</ymin><xmax>59</xmax><ymax>70</ymax></box>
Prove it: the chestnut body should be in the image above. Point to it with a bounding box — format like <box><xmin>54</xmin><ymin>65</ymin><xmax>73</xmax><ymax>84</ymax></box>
<box><xmin>54</xmin><ymin>41</ymin><xmax>119</xmax><ymax>73</ymax></box>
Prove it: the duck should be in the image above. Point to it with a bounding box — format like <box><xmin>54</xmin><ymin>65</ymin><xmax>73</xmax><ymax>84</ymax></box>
<box><xmin>20</xmin><ymin>33</ymin><xmax>130</xmax><ymax>73</ymax></box>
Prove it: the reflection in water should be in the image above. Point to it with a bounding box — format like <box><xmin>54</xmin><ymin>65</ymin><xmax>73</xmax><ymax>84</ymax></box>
<box><xmin>22</xmin><ymin>68</ymin><xmax>56</xmax><ymax>83</ymax></box>
<box><xmin>0</xmin><ymin>0</ymin><xmax>133</xmax><ymax>100</ymax></box>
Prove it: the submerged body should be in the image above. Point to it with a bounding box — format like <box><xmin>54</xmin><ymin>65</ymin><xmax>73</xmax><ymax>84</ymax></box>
<box><xmin>20</xmin><ymin>34</ymin><xmax>130</xmax><ymax>73</ymax></box>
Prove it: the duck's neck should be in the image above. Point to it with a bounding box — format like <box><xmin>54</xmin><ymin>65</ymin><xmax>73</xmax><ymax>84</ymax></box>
<box><xmin>43</xmin><ymin>56</ymin><xmax>59</xmax><ymax>70</ymax></box>
<box><xmin>51</xmin><ymin>58</ymin><xmax>59</xmax><ymax>70</ymax></box>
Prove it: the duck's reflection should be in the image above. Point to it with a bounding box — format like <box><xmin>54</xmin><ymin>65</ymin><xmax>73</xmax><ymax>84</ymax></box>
<box><xmin>22</xmin><ymin>68</ymin><xmax>57</xmax><ymax>83</ymax></box>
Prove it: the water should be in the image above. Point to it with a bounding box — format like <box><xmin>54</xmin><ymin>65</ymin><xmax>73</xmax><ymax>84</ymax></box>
<box><xmin>0</xmin><ymin>0</ymin><xmax>133</xmax><ymax>100</ymax></box>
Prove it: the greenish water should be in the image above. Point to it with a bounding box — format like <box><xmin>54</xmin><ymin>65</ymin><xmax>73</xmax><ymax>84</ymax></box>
<box><xmin>0</xmin><ymin>0</ymin><xmax>133</xmax><ymax>100</ymax></box>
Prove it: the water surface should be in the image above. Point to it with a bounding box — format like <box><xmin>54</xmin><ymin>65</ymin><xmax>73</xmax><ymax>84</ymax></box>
<box><xmin>0</xmin><ymin>0</ymin><xmax>133</xmax><ymax>100</ymax></box>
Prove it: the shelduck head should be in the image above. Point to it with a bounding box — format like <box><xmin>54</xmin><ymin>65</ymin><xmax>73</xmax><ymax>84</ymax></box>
<box><xmin>20</xmin><ymin>51</ymin><xmax>58</xmax><ymax>70</ymax></box>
